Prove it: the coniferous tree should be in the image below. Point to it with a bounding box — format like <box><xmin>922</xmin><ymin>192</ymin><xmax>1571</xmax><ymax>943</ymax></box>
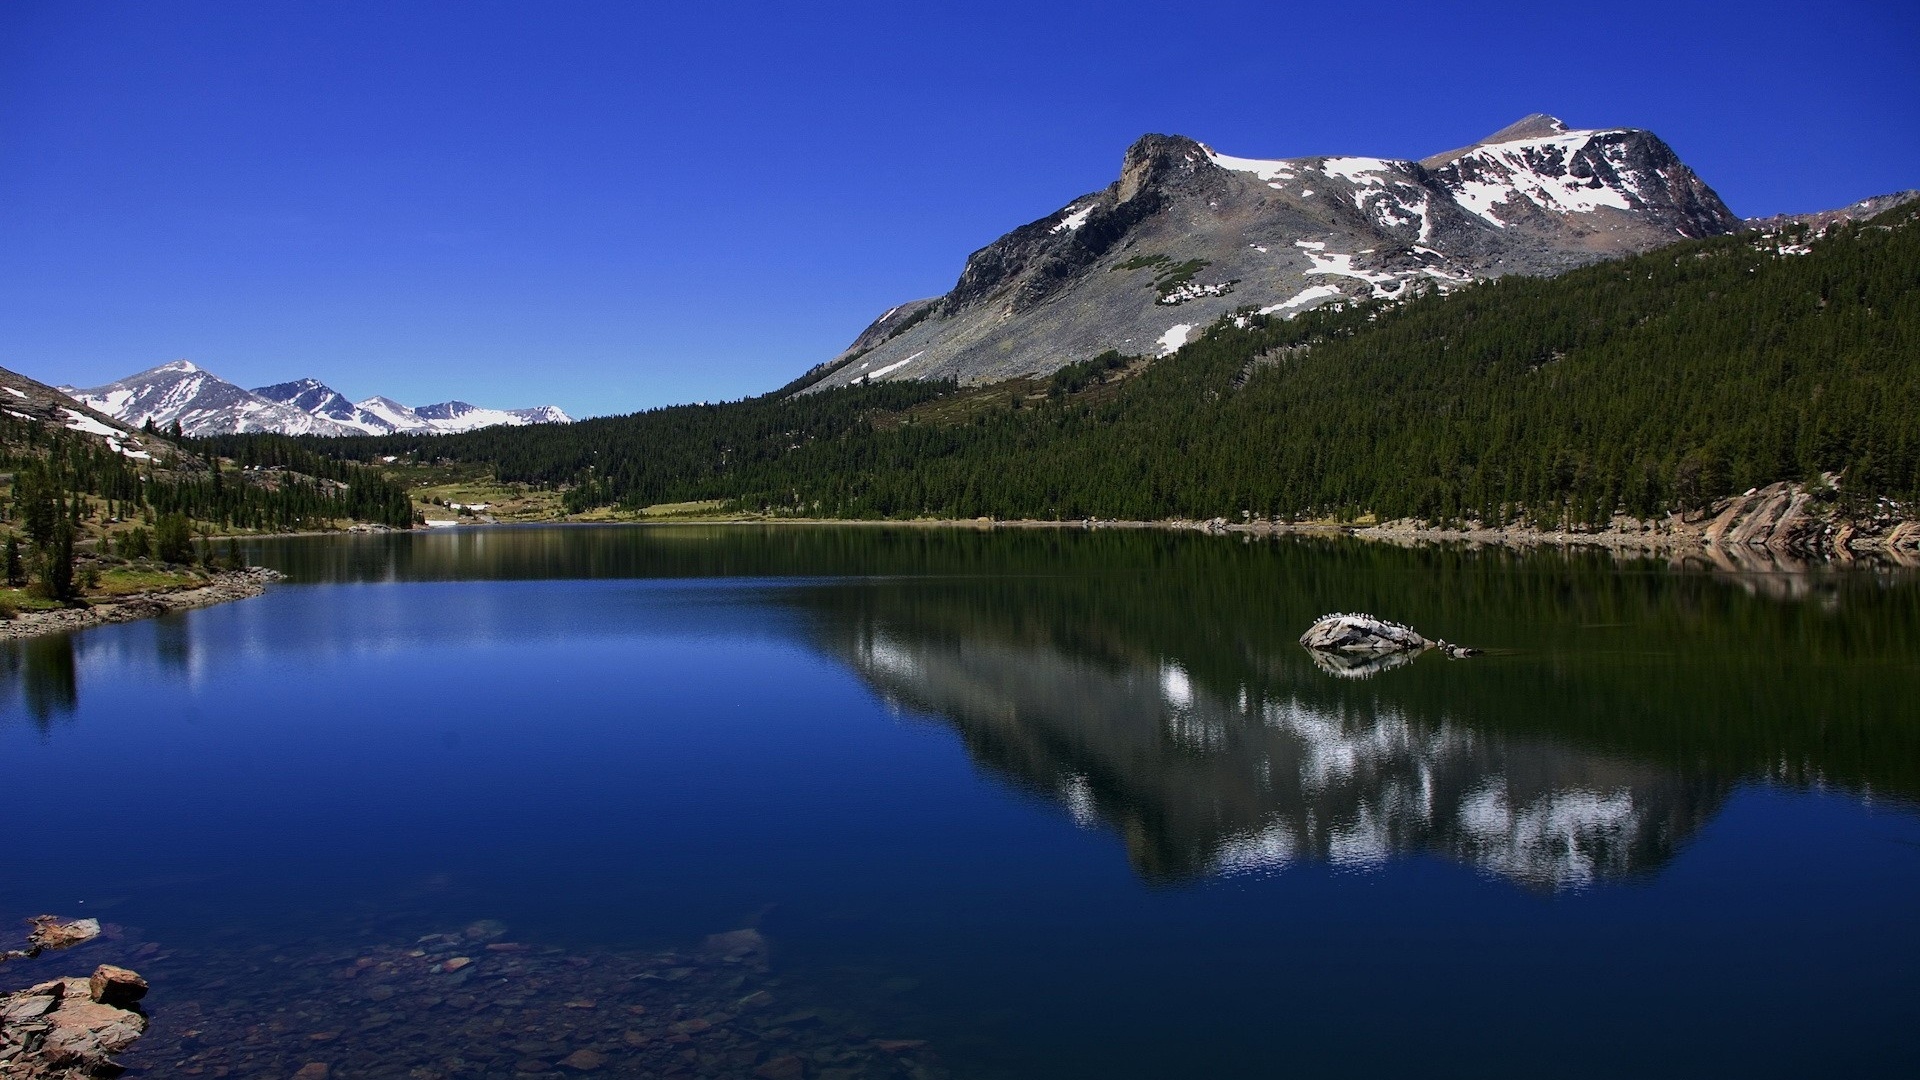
<box><xmin>119</xmin><ymin>525</ymin><xmax>152</xmax><ymax>560</ymax></box>
<box><xmin>155</xmin><ymin>512</ymin><xmax>194</xmax><ymax>564</ymax></box>
<box><xmin>35</xmin><ymin>518</ymin><xmax>75</xmax><ymax>601</ymax></box>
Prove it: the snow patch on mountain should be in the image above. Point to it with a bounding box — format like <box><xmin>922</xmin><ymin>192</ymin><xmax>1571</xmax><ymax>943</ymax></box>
<box><xmin>1203</xmin><ymin>148</ymin><xmax>1296</xmax><ymax>182</ymax></box>
<box><xmin>1259</xmin><ymin>285</ymin><xmax>1343</xmax><ymax>316</ymax></box>
<box><xmin>61</xmin><ymin>408</ymin><xmax>121</xmax><ymax>438</ymax></box>
<box><xmin>1050</xmin><ymin>203</ymin><xmax>1097</xmax><ymax>234</ymax></box>
<box><xmin>866</xmin><ymin>353</ymin><xmax>923</xmax><ymax>380</ymax></box>
<box><xmin>1439</xmin><ymin>129</ymin><xmax>1641</xmax><ymax>227</ymax></box>
<box><xmin>1156</xmin><ymin>324</ymin><xmax>1194</xmax><ymax>355</ymax></box>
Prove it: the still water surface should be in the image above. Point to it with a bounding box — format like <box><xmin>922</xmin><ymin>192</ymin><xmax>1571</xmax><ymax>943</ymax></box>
<box><xmin>4</xmin><ymin>526</ymin><xmax>1918</xmax><ymax>1077</ymax></box>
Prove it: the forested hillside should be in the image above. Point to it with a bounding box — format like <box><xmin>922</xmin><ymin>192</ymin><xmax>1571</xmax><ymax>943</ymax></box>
<box><xmin>0</xmin><ymin>387</ymin><xmax>414</xmax><ymax>607</ymax></box>
<box><xmin>271</xmin><ymin>204</ymin><xmax>1920</xmax><ymax>527</ymax></box>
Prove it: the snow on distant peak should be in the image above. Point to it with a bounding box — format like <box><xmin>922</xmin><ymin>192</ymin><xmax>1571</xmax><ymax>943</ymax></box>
<box><xmin>69</xmin><ymin>360</ymin><xmax>571</xmax><ymax>438</ymax></box>
<box><xmin>1316</xmin><ymin>157</ymin><xmax>1398</xmax><ymax>184</ymax></box>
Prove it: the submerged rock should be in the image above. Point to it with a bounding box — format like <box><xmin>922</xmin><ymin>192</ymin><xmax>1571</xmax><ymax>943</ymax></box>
<box><xmin>97</xmin><ymin>921</ymin><xmax>946</xmax><ymax>1080</ymax></box>
<box><xmin>25</xmin><ymin>920</ymin><xmax>100</xmax><ymax>957</ymax></box>
<box><xmin>2</xmin><ymin>918</ymin><xmax>102</xmax><ymax>967</ymax></box>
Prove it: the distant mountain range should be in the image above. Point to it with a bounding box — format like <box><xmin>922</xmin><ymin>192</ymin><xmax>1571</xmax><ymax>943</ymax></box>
<box><xmin>799</xmin><ymin>113</ymin><xmax>1916</xmax><ymax>390</ymax></box>
<box><xmin>63</xmin><ymin>361</ymin><xmax>571</xmax><ymax>438</ymax></box>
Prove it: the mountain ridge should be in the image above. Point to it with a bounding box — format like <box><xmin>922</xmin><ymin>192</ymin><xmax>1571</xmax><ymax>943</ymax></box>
<box><xmin>64</xmin><ymin>361</ymin><xmax>572</xmax><ymax>438</ymax></box>
<box><xmin>803</xmin><ymin>114</ymin><xmax>1896</xmax><ymax>392</ymax></box>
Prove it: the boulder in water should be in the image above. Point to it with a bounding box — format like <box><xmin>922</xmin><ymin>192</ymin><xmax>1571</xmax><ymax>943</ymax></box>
<box><xmin>1300</xmin><ymin>613</ymin><xmax>1480</xmax><ymax>664</ymax></box>
<box><xmin>1300</xmin><ymin>613</ymin><xmax>1429</xmax><ymax>653</ymax></box>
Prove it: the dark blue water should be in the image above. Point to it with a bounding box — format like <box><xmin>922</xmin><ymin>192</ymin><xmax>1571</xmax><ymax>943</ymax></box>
<box><xmin>4</xmin><ymin>526</ymin><xmax>1918</xmax><ymax>1078</ymax></box>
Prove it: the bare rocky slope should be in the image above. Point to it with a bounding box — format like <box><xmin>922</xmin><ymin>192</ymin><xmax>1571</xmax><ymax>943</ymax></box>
<box><xmin>803</xmin><ymin>114</ymin><xmax>1899</xmax><ymax>391</ymax></box>
<box><xmin>0</xmin><ymin>368</ymin><xmax>175</xmax><ymax>465</ymax></box>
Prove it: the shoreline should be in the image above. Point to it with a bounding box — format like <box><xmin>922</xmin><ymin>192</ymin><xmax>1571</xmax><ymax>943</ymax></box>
<box><xmin>0</xmin><ymin>567</ymin><xmax>282</xmax><ymax>642</ymax></box>
<box><xmin>402</xmin><ymin>510</ymin><xmax>1920</xmax><ymax>567</ymax></box>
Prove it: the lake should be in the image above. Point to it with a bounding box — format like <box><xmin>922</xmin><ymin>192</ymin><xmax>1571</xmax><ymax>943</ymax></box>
<box><xmin>4</xmin><ymin>525</ymin><xmax>1918</xmax><ymax>1078</ymax></box>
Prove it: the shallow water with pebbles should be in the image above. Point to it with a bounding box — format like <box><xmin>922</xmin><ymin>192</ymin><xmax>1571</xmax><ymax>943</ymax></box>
<box><xmin>5</xmin><ymin>918</ymin><xmax>941</xmax><ymax>1080</ymax></box>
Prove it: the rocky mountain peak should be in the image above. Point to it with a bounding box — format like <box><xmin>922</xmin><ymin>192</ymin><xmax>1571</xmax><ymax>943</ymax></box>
<box><xmin>808</xmin><ymin>115</ymin><xmax>1752</xmax><ymax>392</ymax></box>
<box><xmin>1421</xmin><ymin>113</ymin><xmax>1574</xmax><ymax>169</ymax></box>
<box><xmin>1117</xmin><ymin>134</ymin><xmax>1213</xmax><ymax>203</ymax></box>
<box><xmin>1482</xmin><ymin>112</ymin><xmax>1570</xmax><ymax>143</ymax></box>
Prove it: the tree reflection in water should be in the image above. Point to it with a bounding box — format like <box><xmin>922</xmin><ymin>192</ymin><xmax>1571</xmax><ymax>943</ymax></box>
<box><xmin>0</xmin><ymin>635</ymin><xmax>77</xmax><ymax>734</ymax></box>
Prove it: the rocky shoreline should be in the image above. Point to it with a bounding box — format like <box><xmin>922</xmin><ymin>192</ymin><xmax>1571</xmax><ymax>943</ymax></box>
<box><xmin>0</xmin><ymin>568</ymin><xmax>282</xmax><ymax>642</ymax></box>
<box><xmin>1345</xmin><ymin>481</ymin><xmax>1920</xmax><ymax>563</ymax></box>
<box><xmin>507</xmin><ymin>480</ymin><xmax>1920</xmax><ymax>566</ymax></box>
<box><xmin>1</xmin><ymin>918</ymin><xmax>150</xmax><ymax>1079</ymax></box>
<box><xmin>0</xmin><ymin>968</ymin><xmax>150</xmax><ymax>1079</ymax></box>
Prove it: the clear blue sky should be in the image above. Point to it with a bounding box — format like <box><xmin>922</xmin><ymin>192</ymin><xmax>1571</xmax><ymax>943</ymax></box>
<box><xmin>3</xmin><ymin>1</ymin><xmax>1915</xmax><ymax>418</ymax></box>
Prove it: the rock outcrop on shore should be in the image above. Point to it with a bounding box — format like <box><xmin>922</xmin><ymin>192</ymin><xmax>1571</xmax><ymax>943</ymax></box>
<box><xmin>1337</xmin><ymin>479</ymin><xmax>1920</xmax><ymax>561</ymax></box>
<box><xmin>0</xmin><ymin>969</ymin><xmax>149</xmax><ymax>1078</ymax></box>
<box><xmin>0</xmin><ymin>568</ymin><xmax>281</xmax><ymax>642</ymax></box>
<box><xmin>1702</xmin><ymin>480</ymin><xmax>1920</xmax><ymax>556</ymax></box>
<box><xmin>2</xmin><ymin>918</ymin><xmax>147</xmax><ymax>1079</ymax></box>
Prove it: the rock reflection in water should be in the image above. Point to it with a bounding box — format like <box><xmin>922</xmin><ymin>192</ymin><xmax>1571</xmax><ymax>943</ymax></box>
<box><xmin>1304</xmin><ymin>648</ymin><xmax>1419</xmax><ymax>680</ymax></box>
<box><xmin>827</xmin><ymin>621</ymin><xmax>1725</xmax><ymax>891</ymax></box>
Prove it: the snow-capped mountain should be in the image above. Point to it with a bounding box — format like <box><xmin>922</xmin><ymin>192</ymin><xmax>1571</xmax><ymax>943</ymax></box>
<box><xmin>804</xmin><ymin>114</ymin><xmax>1747</xmax><ymax>389</ymax></box>
<box><xmin>411</xmin><ymin>400</ymin><xmax>574</xmax><ymax>432</ymax></box>
<box><xmin>66</xmin><ymin>361</ymin><xmax>572</xmax><ymax>438</ymax></box>
<box><xmin>251</xmin><ymin>378</ymin><xmax>386</xmax><ymax>432</ymax></box>
<box><xmin>249</xmin><ymin>382</ymin><xmax>568</xmax><ymax>434</ymax></box>
<box><xmin>65</xmin><ymin>361</ymin><xmax>364</xmax><ymax>436</ymax></box>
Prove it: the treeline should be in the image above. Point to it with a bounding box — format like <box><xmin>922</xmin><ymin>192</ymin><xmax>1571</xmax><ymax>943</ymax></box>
<box><xmin>1</xmin><ymin>419</ymin><xmax>416</xmax><ymax>537</ymax></box>
<box><xmin>264</xmin><ymin>378</ymin><xmax>955</xmax><ymax>514</ymax></box>
<box><xmin>181</xmin><ymin>433</ymin><xmax>415</xmax><ymax>527</ymax></box>
<box><xmin>249</xmin><ymin>204</ymin><xmax>1920</xmax><ymax>525</ymax></box>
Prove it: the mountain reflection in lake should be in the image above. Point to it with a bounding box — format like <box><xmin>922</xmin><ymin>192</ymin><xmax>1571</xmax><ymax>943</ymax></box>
<box><xmin>823</xmin><ymin>610</ymin><xmax>1723</xmax><ymax>889</ymax></box>
<box><xmin>5</xmin><ymin>525</ymin><xmax>1918</xmax><ymax>1079</ymax></box>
